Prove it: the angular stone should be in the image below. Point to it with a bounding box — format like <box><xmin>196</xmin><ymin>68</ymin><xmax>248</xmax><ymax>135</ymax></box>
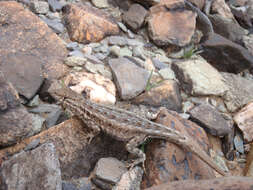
<box><xmin>133</xmin><ymin>80</ymin><xmax>182</xmax><ymax>111</ymax></box>
<box><xmin>63</xmin><ymin>4</ymin><xmax>119</xmax><ymax>43</ymax></box>
<box><xmin>94</xmin><ymin>157</ymin><xmax>127</xmax><ymax>184</ymax></box>
<box><xmin>222</xmin><ymin>72</ymin><xmax>253</xmax><ymax>112</ymax></box>
<box><xmin>141</xmin><ymin>109</ymin><xmax>216</xmax><ymax>189</ymax></box>
<box><xmin>122</xmin><ymin>4</ymin><xmax>148</xmax><ymax>32</ymax></box>
<box><xmin>145</xmin><ymin>177</ymin><xmax>253</xmax><ymax>190</ymax></box>
<box><xmin>0</xmin><ymin>1</ymin><xmax>69</xmax><ymax>99</ymax></box>
<box><xmin>189</xmin><ymin>104</ymin><xmax>232</xmax><ymax>136</ymax></box>
<box><xmin>148</xmin><ymin>3</ymin><xmax>196</xmax><ymax>46</ymax></box>
<box><xmin>108</xmin><ymin>36</ymin><xmax>128</xmax><ymax>46</ymax></box>
<box><xmin>0</xmin><ymin>72</ymin><xmax>35</xmax><ymax>146</ymax></box>
<box><xmin>91</xmin><ymin>0</ymin><xmax>110</xmax><ymax>8</ymax></box>
<box><xmin>171</xmin><ymin>58</ymin><xmax>228</xmax><ymax>96</ymax></box>
<box><xmin>201</xmin><ymin>33</ymin><xmax>253</xmax><ymax>73</ymax></box>
<box><xmin>0</xmin><ymin>118</ymin><xmax>128</xmax><ymax>179</ymax></box>
<box><xmin>30</xmin><ymin>0</ymin><xmax>49</xmax><ymax>14</ymax></box>
<box><xmin>234</xmin><ymin>102</ymin><xmax>253</xmax><ymax>142</ymax></box>
<box><xmin>48</xmin><ymin>0</ymin><xmax>64</xmax><ymax>12</ymax></box>
<box><xmin>0</xmin><ymin>143</ymin><xmax>62</xmax><ymax>190</ymax></box>
<box><xmin>108</xmin><ymin>57</ymin><xmax>149</xmax><ymax>100</ymax></box>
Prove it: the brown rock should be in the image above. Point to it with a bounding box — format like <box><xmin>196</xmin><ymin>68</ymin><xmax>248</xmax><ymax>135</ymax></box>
<box><xmin>0</xmin><ymin>72</ymin><xmax>34</xmax><ymax>146</ymax></box>
<box><xmin>63</xmin><ymin>4</ymin><xmax>119</xmax><ymax>44</ymax></box>
<box><xmin>201</xmin><ymin>33</ymin><xmax>253</xmax><ymax>73</ymax></box>
<box><xmin>141</xmin><ymin>109</ymin><xmax>215</xmax><ymax>189</ymax></box>
<box><xmin>133</xmin><ymin>80</ymin><xmax>182</xmax><ymax>111</ymax></box>
<box><xmin>144</xmin><ymin>177</ymin><xmax>253</xmax><ymax>190</ymax></box>
<box><xmin>0</xmin><ymin>118</ymin><xmax>128</xmax><ymax>180</ymax></box>
<box><xmin>0</xmin><ymin>1</ymin><xmax>69</xmax><ymax>99</ymax></box>
<box><xmin>212</xmin><ymin>0</ymin><xmax>235</xmax><ymax>19</ymax></box>
<box><xmin>234</xmin><ymin>102</ymin><xmax>253</xmax><ymax>142</ymax></box>
<box><xmin>148</xmin><ymin>3</ymin><xmax>196</xmax><ymax>46</ymax></box>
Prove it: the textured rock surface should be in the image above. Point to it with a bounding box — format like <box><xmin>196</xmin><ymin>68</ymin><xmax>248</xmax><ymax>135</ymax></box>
<box><xmin>0</xmin><ymin>143</ymin><xmax>62</xmax><ymax>190</ymax></box>
<box><xmin>0</xmin><ymin>1</ymin><xmax>68</xmax><ymax>99</ymax></box>
<box><xmin>171</xmin><ymin>58</ymin><xmax>228</xmax><ymax>96</ymax></box>
<box><xmin>63</xmin><ymin>4</ymin><xmax>119</xmax><ymax>43</ymax></box>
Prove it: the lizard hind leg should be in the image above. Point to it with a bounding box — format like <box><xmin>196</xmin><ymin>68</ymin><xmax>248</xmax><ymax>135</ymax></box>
<box><xmin>125</xmin><ymin>135</ymin><xmax>147</xmax><ymax>170</ymax></box>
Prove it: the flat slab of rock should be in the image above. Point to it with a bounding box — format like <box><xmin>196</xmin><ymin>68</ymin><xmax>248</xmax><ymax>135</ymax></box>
<box><xmin>222</xmin><ymin>72</ymin><xmax>253</xmax><ymax>112</ymax></box>
<box><xmin>190</xmin><ymin>104</ymin><xmax>232</xmax><ymax>136</ymax></box>
<box><xmin>201</xmin><ymin>33</ymin><xmax>253</xmax><ymax>73</ymax></box>
<box><xmin>0</xmin><ymin>72</ymin><xmax>34</xmax><ymax>146</ymax></box>
<box><xmin>234</xmin><ymin>102</ymin><xmax>253</xmax><ymax>142</ymax></box>
<box><xmin>108</xmin><ymin>57</ymin><xmax>149</xmax><ymax>100</ymax></box>
<box><xmin>0</xmin><ymin>143</ymin><xmax>62</xmax><ymax>190</ymax></box>
<box><xmin>0</xmin><ymin>1</ymin><xmax>68</xmax><ymax>99</ymax></box>
<box><xmin>148</xmin><ymin>3</ymin><xmax>196</xmax><ymax>46</ymax></box>
<box><xmin>171</xmin><ymin>58</ymin><xmax>228</xmax><ymax>96</ymax></box>
<box><xmin>142</xmin><ymin>109</ymin><xmax>216</xmax><ymax>189</ymax></box>
<box><xmin>145</xmin><ymin>177</ymin><xmax>253</xmax><ymax>190</ymax></box>
<box><xmin>63</xmin><ymin>4</ymin><xmax>119</xmax><ymax>43</ymax></box>
<box><xmin>133</xmin><ymin>80</ymin><xmax>182</xmax><ymax>111</ymax></box>
<box><xmin>0</xmin><ymin>118</ymin><xmax>128</xmax><ymax>179</ymax></box>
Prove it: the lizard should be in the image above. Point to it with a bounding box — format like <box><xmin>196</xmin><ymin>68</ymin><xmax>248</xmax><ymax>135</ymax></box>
<box><xmin>49</xmin><ymin>84</ymin><xmax>228</xmax><ymax>176</ymax></box>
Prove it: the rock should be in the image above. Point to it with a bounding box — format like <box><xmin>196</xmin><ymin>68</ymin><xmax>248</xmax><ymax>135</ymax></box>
<box><xmin>113</xmin><ymin>167</ymin><xmax>143</xmax><ymax>190</ymax></box>
<box><xmin>0</xmin><ymin>118</ymin><xmax>128</xmax><ymax>179</ymax></box>
<box><xmin>133</xmin><ymin>80</ymin><xmax>182</xmax><ymax>111</ymax></box>
<box><xmin>148</xmin><ymin>2</ymin><xmax>196</xmax><ymax>46</ymax></box>
<box><xmin>66</xmin><ymin>42</ymin><xmax>79</xmax><ymax>51</ymax></box>
<box><xmin>152</xmin><ymin>58</ymin><xmax>169</xmax><ymax>69</ymax></box>
<box><xmin>91</xmin><ymin>0</ymin><xmax>110</xmax><ymax>8</ymax></box>
<box><xmin>171</xmin><ymin>58</ymin><xmax>228</xmax><ymax>96</ymax></box>
<box><xmin>189</xmin><ymin>104</ymin><xmax>232</xmax><ymax>136</ymax></box>
<box><xmin>68</xmin><ymin>50</ymin><xmax>85</xmax><ymax>58</ymax></box>
<box><xmin>41</xmin><ymin>17</ymin><xmax>65</xmax><ymax>34</ymax></box>
<box><xmin>222</xmin><ymin>73</ymin><xmax>253</xmax><ymax>112</ymax></box>
<box><xmin>64</xmin><ymin>56</ymin><xmax>87</xmax><ymax>67</ymax></box>
<box><xmin>63</xmin><ymin>4</ymin><xmax>119</xmax><ymax>43</ymax></box>
<box><xmin>158</xmin><ymin>66</ymin><xmax>176</xmax><ymax>80</ymax></box>
<box><xmin>212</xmin><ymin>0</ymin><xmax>235</xmax><ymax>19</ymax></box>
<box><xmin>234</xmin><ymin>102</ymin><xmax>253</xmax><ymax>142</ymax></box>
<box><xmin>209</xmin><ymin>14</ymin><xmax>247</xmax><ymax>43</ymax></box>
<box><xmin>122</xmin><ymin>4</ymin><xmax>148</xmax><ymax>32</ymax></box>
<box><xmin>119</xmin><ymin>46</ymin><xmax>133</xmax><ymax>57</ymax></box>
<box><xmin>144</xmin><ymin>177</ymin><xmax>253</xmax><ymax>190</ymax></box>
<box><xmin>0</xmin><ymin>1</ymin><xmax>68</xmax><ymax>99</ymax></box>
<box><xmin>62</xmin><ymin>178</ymin><xmax>92</xmax><ymax>190</ymax></box>
<box><xmin>201</xmin><ymin>33</ymin><xmax>253</xmax><ymax>73</ymax></box>
<box><xmin>0</xmin><ymin>143</ymin><xmax>62</xmax><ymax>190</ymax></box>
<box><xmin>67</xmin><ymin>71</ymin><xmax>116</xmax><ymax>104</ymax></box>
<box><xmin>141</xmin><ymin>109</ymin><xmax>216</xmax><ymax>189</ymax></box>
<box><xmin>94</xmin><ymin>157</ymin><xmax>127</xmax><ymax>184</ymax></box>
<box><xmin>84</xmin><ymin>62</ymin><xmax>113</xmax><ymax>80</ymax></box>
<box><xmin>30</xmin><ymin>0</ymin><xmax>49</xmax><ymax>14</ymax></box>
<box><xmin>108</xmin><ymin>57</ymin><xmax>149</xmax><ymax>100</ymax></box>
<box><xmin>108</xmin><ymin>36</ymin><xmax>128</xmax><ymax>46</ymax></box>
<box><xmin>48</xmin><ymin>0</ymin><xmax>64</xmax><ymax>12</ymax></box>
<box><xmin>0</xmin><ymin>72</ymin><xmax>35</xmax><ymax>146</ymax></box>
<box><xmin>234</xmin><ymin>134</ymin><xmax>244</xmax><ymax>154</ymax></box>
<box><xmin>242</xmin><ymin>34</ymin><xmax>253</xmax><ymax>55</ymax></box>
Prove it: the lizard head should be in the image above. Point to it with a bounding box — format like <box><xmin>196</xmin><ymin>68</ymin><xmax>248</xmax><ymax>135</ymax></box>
<box><xmin>48</xmin><ymin>80</ymin><xmax>83</xmax><ymax>104</ymax></box>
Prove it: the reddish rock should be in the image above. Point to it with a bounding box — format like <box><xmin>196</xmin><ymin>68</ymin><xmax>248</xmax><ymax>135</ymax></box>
<box><xmin>145</xmin><ymin>177</ymin><xmax>253</xmax><ymax>190</ymax></box>
<box><xmin>142</xmin><ymin>109</ymin><xmax>216</xmax><ymax>189</ymax></box>
<box><xmin>234</xmin><ymin>102</ymin><xmax>253</xmax><ymax>142</ymax></box>
<box><xmin>148</xmin><ymin>2</ymin><xmax>196</xmax><ymax>46</ymax></box>
<box><xmin>63</xmin><ymin>4</ymin><xmax>119</xmax><ymax>44</ymax></box>
<box><xmin>0</xmin><ymin>1</ymin><xmax>69</xmax><ymax>99</ymax></box>
<box><xmin>0</xmin><ymin>118</ymin><xmax>128</xmax><ymax>180</ymax></box>
<box><xmin>133</xmin><ymin>80</ymin><xmax>182</xmax><ymax>111</ymax></box>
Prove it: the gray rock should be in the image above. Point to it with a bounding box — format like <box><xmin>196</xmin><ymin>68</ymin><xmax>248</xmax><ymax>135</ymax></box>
<box><xmin>108</xmin><ymin>57</ymin><xmax>149</xmax><ymax>99</ymax></box>
<box><xmin>113</xmin><ymin>167</ymin><xmax>143</xmax><ymax>190</ymax></box>
<box><xmin>48</xmin><ymin>0</ymin><xmax>64</xmax><ymax>12</ymax></box>
<box><xmin>171</xmin><ymin>58</ymin><xmax>228</xmax><ymax>96</ymax></box>
<box><xmin>158</xmin><ymin>66</ymin><xmax>176</xmax><ymax>80</ymax></box>
<box><xmin>62</xmin><ymin>178</ymin><xmax>92</xmax><ymax>190</ymax></box>
<box><xmin>110</xmin><ymin>45</ymin><xmax>121</xmax><ymax>57</ymax></box>
<box><xmin>133</xmin><ymin>45</ymin><xmax>146</xmax><ymax>60</ymax></box>
<box><xmin>108</xmin><ymin>36</ymin><xmax>128</xmax><ymax>46</ymax></box>
<box><xmin>68</xmin><ymin>50</ymin><xmax>85</xmax><ymax>58</ymax></box>
<box><xmin>64</xmin><ymin>56</ymin><xmax>87</xmax><ymax>67</ymax></box>
<box><xmin>66</xmin><ymin>42</ymin><xmax>79</xmax><ymax>51</ymax></box>
<box><xmin>122</xmin><ymin>3</ymin><xmax>148</xmax><ymax>32</ymax></box>
<box><xmin>201</xmin><ymin>33</ymin><xmax>253</xmax><ymax>73</ymax></box>
<box><xmin>190</xmin><ymin>104</ymin><xmax>232</xmax><ymax>136</ymax></box>
<box><xmin>84</xmin><ymin>62</ymin><xmax>113</xmax><ymax>80</ymax></box>
<box><xmin>234</xmin><ymin>134</ymin><xmax>244</xmax><ymax>154</ymax></box>
<box><xmin>117</xmin><ymin>22</ymin><xmax>128</xmax><ymax>32</ymax></box>
<box><xmin>27</xmin><ymin>95</ymin><xmax>40</xmax><ymax>107</ymax></box>
<box><xmin>119</xmin><ymin>46</ymin><xmax>132</xmax><ymax>57</ymax></box>
<box><xmin>152</xmin><ymin>58</ymin><xmax>169</xmax><ymax>69</ymax></box>
<box><xmin>41</xmin><ymin>17</ymin><xmax>64</xmax><ymax>34</ymax></box>
<box><xmin>222</xmin><ymin>72</ymin><xmax>253</xmax><ymax>112</ymax></box>
<box><xmin>94</xmin><ymin>157</ymin><xmax>127</xmax><ymax>184</ymax></box>
<box><xmin>0</xmin><ymin>143</ymin><xmax>62</xmax><ymax>190</ymax></box>
<box><xmin>30</xmin><ymin>0</ymin><xmax>49</xmax><ymax>14</ymax></box>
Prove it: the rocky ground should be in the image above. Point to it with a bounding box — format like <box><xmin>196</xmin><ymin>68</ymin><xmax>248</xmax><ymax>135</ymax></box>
<box><xmin>1</xmin><ymin>0</ymin><xmax>253</xmax><ymax>189</ymax></box>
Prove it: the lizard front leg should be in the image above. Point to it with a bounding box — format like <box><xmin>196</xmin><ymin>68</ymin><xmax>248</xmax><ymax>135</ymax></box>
<box><xmin>126</xmin><ymin>135</ymin><xmax>147</xmax><ymax>169</ymax></box>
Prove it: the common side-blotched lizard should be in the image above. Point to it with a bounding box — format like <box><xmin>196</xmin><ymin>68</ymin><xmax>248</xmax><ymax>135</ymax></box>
<box><xmin>49</xmin><ymin>84</ymin><xmax>228</xmax><ymax>176</ymax></box>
